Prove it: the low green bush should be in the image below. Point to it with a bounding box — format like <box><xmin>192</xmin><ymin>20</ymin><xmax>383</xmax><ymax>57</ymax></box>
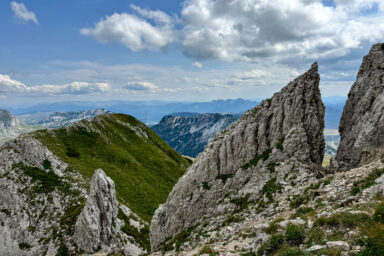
<box><xmin>285</xmin><ymin>224</ymin><xmax>305</xmax><ymax>246</ymax></box>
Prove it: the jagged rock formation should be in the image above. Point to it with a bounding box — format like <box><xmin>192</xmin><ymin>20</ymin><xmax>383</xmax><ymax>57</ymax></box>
<box><xmin>150</xmin><ymin>62</ymin><xmax>325</xmax><ymax>250</ymax></box>
<box><xmin>74</xmin><ymin>169</ymin><xmax>119</xmax><ymax>252</ymax></box>
<box><xmin>152</xmin><ymin>113</ymin><xmax>240</xmax><ymax>157</ymax></box>
<box><xmin>335</xmin><ymin>43</ymin><xmax>384</xmax><ymax>170</ymax></box>
<box><xmin>150</xmin><ymin>160</ymin><xmax>384</xmax><ymax>256</ymax></box>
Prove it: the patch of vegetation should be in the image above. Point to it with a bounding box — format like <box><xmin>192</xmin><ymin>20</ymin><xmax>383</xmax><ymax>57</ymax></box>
<box><xmin>262</xmin><ymin>177</ymin><xmax>283</xmax><ymax>201</ymax></box>
<box><xmin>276</xmin><ymin>137</ymin><xmax>285</xmax><ymax>151</ymax></box>
<box><xmin>0</xmin><ymin>209</ymin><xmax>10</xmax><ymax>216</ymax></box>
<box><xmin>314</xmin><ymin>212</ymin><xmax>372</xmax><ymax>229</ymax></box>
<box><xmin>355</xmin><ymin>223</ymin><xmax>384</xmax><ymax>256</ymax></box>
<box><xmin>198</xmin><ymin>245</ymin><xmax>217</xmax><ymax>256</ymax></box>
<box><xmin>242</xmin><ymin>148</ymin><xmax>272</xmax><ymax>170</ymax></box>
<box><xmin>267</xmin><ymin>162</ymin><xmax>280</xmax><ymax>173</ymax></box>
<box><xmin>285</xmin><ymin>224</ymin><xmax>305</xmax><ymax>246</ymax></box>
<box><xmin>230</xmin><ymin>195</ymin><xmax>252</xmax><ymax>212</ymax></box>
<box><xmin>257</xmin><ymin>234</ymin><xmax>284</xmax><ymax>255</ymax></box>
<box><xmin>373</xmin><ymin>203</ymin><xmax>384</xmax><ymax>223</ymax></box>
<box><xmin>279</xmin><ymin>247</ymin><xmax>306</xmax><ymax>256</ymax></box>
<box><xmin>60</xmin><ymin>199</ymin><xmax>85</xmax><ymax>236</ymax></box>
<box><xmin>14</xmin><ymin>163</ymin><xmax>68</xmax><ymax>194</ymax></box>
<box><xmin>264</xmin><ymin>218</ymin><xmax>284</xmax><ymax>234</ymax></box>
<box><xmin>56</xmin><ymin>243</ymin><xmax>69</xmax><ymax>256</ymax></box>
<box><xmin>18</xmin><ymin>242</ymin><xmax>31</xmax><ymax>250</ymax></box>
<box><xmin>351</xmin><ymin>168</ymin><xmax>384</xmax><ymax>195</ymax></box>
<box><xmin>118</xmin><ymin>209</ymin><xmax>150</xmax><ymax>251</ymax></box>
<box><xmin>292</xmin><ymin>207</ymin><xmax>315</xmax><ymax>219</ymax></box>
<box><xmin>162</xmin><ymin>225</ymin><xmax>197</xmax><ymax>252</ymax></box>
<box><xmin>221</xmin><ymin>215</ymin><xmax>244</xmax><ymax>227</ymax></box>
<box><xmin>32</xmin><ymin>114</ymin><xmax>190</xmax><ymax>222</ymax></box>
<box><xmin>202</xmin><ymin>182</ymin><xmax>211</xmax><ymax>190</ymax></box>
<box><xmin>290</xmin><ymin>194</ymin><xmax>311</xmax><ymax>209</ymax></box>
<box><xmin>42</xmin><ymin>159</ymin><xmax>51</xmax><ymax>170</ymax></box>
<box><xmin>306</xmin><ymin>227</ymin><xmax>324</xmax><ymax>246</ymax></box>
<box><xmin>215</xmin><ymin>173</ymin><xmax>234</xmax><ymax>183</ymax></box>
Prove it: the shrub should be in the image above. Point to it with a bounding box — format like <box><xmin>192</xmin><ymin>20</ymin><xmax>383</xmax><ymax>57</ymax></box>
<box><xmin>373</xmin><ymin>204</ymin><xmax>384</xmax><ymax>224</ymax></box>
<box><xmin>198</xmin><ymin>245</ymin><xmax>216</xmax><ymax>255</ymax></box>
<box><xmin>215</xmin><ymin>173</ymin><xmax>234</xmax><ymax>183</ymax></box>
<box><xmin>202</xmin><ymin>182</ymin><xmax>211</xmax><ymax>190</ymax></box>
<box><xmin>293</xmin><ymin>207</ymin><xmax>315</xmax><ymax>218</ymax></box>
<box><xmin>56</xmin><ymin>243</ymin><xmax>69</xmax><ymax>256</ymax></box>
<box><xmin>18</xmin><ymin>242</ymin><xmax>31</xmax><ymax>250</ymax></box>
<box><xmin>262</xmin><ymin>177</ymin><xmax>282</xmax><ymax>201</ymax></box>
<box><xmin>314</xmin><ymin>212</ymin><xmax>372</xmax><ymax>229</ymax></box>
<box><xmin>285</xmin><ymin>224</ymin><xmax>305</xmax><ymax>246</ymax></box>
<box><xmin>306</xmin><ymin>227</ymin><xmax>324</xmax><ymax>246</ymax></box>
<box><xmin>230</xmin><ymin>196</ymin><xmax>251</xmax><ymax>211</ymax></box>
<box><xmin>279</xmin><ymin>247</ymin><xmax>306</xmax><ymax>256</ymax></box>
<box><xmin>267</xmin><ymin>162</ymin><xmax>280</xmax><ymax>173</ymax></box>
<box><xmin>290</xmin><ymin>194</ymin><xmax>310</xmax><ymax>209</ymax></box>
<box><xmin>42</xmin><ymin>159</ymin><xmax>51</xmax><ymax>170</ymax></box>
<box><xmin>276</xmin><ymin>137</ymin><xmax>285</xmax><ymax>151</ymax></box>
<box><xmin>257</xmin><ymin>234</ymin><xmax>284</xmax><ymax>255</ymax></box>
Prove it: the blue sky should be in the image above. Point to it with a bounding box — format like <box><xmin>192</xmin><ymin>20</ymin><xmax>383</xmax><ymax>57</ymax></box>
<box><xmin>0</xmin><ymin>0</ymin><xmax>384</xmax><ymax>107</ymax></box>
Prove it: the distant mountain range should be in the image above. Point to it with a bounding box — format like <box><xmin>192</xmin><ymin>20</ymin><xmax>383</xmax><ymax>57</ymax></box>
<box><xmin>20</xmin><ymin>108</ymin><xmax>111</xmax><ymax>128</ymax></box>
<box><xmin>6</xmin><ymin>97</ymin><xmax>346</xmax><ymax>128</ymax></box>
<box><xmin>152</xmin><ymin>113</ymin><xmax>240</xmax><ymax>157</ymax></box>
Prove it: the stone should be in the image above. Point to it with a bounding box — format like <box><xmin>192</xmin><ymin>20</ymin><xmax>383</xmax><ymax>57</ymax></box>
<box><xmin>336</xmin><ymin>43</ymin><xmax>384</xmax><ymax>170</ymax></box>
<box><xmin>74</xmin><ymin>169</ymin><xmax>119</xmax><ymax>253</ymax></box>
<box><xmin>307</xmin><ymin>245</ymin><xmax>326</xmax><ymax>252</ymax></box>
<box><xmin>326</xmin><ymin>241</ymin><xmax>350</xmax><ymax>251</ymax></box>
<box><xmin>150</xmin><ymin>63</ymin><xmax>325</xmax><ymax>250</ymax></box>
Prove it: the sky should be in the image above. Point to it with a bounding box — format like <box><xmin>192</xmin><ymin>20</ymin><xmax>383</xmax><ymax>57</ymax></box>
<box><xmin>0</xmin><ymin>0</ymin><xmax>384</xmax><ymax>107</ymax></box>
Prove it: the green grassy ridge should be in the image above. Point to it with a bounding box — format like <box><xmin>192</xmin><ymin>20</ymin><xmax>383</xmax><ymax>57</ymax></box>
<box><xmin>32</xmin><ymin>113</ymin><xmax>190</xmax><ymax>222</ymax></box>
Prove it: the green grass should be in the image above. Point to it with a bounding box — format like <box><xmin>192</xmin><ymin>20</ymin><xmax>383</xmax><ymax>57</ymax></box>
<box><xmin>262</xmin><ymin>177</ymin><xmax>282</xmax><ymax>201</ymax></box>
<box><xmin>118</xmin><ymin>209</ymin><xmax>150</xmax><ymax>251</ymax></box>
<box><xmin>314</xmin><ymin>212</ymin><xmax>372</xmax><ymax>229</ymax></box>
<box><xmin>32</xmin><ymin>114</ymin><xmax>190</xmax><ymax>222</ymax></box>
<box><xmin>285</xmin><ymin>224</ymin><xmax>305</xmax><ymax>246</ymax></box>
<box><xmin>351</xmin><ymin>168</ymin><xmax>384</xmax><ymax>195</ymax></box>
<box><xmin>14</xmin><ymin>163</ymin><xmax>69</xmax><ymax>194</ymax></box>
<box><xmin>242</xmin><ymin>148</ymin><xmax>272</xmax><ymax>170</ymax></box>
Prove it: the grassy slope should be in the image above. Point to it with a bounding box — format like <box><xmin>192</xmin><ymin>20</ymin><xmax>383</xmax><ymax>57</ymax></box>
<box><xmin>32</xmin><ymin>114</ymin><xmax>190</xmax><ymax>222</ymax></box>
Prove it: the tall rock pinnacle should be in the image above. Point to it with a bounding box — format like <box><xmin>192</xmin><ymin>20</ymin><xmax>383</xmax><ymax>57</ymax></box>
<box><xmin>150</xmin><ymin>63</ymin><xmax>325</xmax><ymax>250</ymax></box>
<box><xmin>336</xmin><ymin>43</ymin><xmax>384</xmax><ymax>170</ymax></box>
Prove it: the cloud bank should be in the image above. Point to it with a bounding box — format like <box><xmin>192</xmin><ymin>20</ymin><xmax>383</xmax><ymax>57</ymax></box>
<box><xmin>0</xmin><ymin>74</ymin><xmax>110</xmax><ymax>96</ymax></box>
<box><xmin>81</xmin><ymin>0</ymin><xmax>384</xmax><ymax>63</ymax></box>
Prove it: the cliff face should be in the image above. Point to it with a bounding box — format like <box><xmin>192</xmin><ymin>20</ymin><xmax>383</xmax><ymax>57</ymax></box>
<box><xmin>152</xmin><ymin>113</ymin><xmax>239</xmax><ymax>157</ymax></box>
<box><xmin>0</xmin><ymin>109</ymin><xmax>20</xmax><ymax>129</ymax></box>
<box><xmin>335</xmin><ymin>43</ymin><xmax>384</xmax><ymax>170</ymax></box>
<box><xmin>150</xmin><ymin>63</ymin><xmax>325</xmax><ymax>250</ymax></box>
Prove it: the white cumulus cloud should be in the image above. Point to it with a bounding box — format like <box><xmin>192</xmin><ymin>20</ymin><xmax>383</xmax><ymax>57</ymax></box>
<box><xmin>80</xmin><ymin>5</ymin><xmax>178</xmax><ymax>51</ymax></box>
<box><xmin>123</xmin><ymin>81</ymin><xmax>159</xmax><ymax>91</ymax></box>
<box><xmin>10</xmin><ymin>2</ymin><xmax>38</xmax><ymax>24</ymax></box>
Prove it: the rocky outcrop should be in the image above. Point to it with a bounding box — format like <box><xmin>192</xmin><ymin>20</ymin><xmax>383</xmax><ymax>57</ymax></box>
<box><xmin>74</xmin><ymin>169</ymin><xmax>119</xmax><ymax>253</ymax></box>
<box><xmin>0</xmin><ymin>109</ymin><xmax>20</xmax><ymax>129</ymax></box>
<box><xmin>150</xmin><ymin>63</ymin><xmax>325</xmax><ymax>250</ymax></box>
<box><xmin>335</xmin><ymin>43</ymin><xmax>384</xmax><ymax>170</ymax></box>
<box><xmin>152</xmin><ymin>113</ymin><xmax>239</xmax><ymax>157</ymax></box>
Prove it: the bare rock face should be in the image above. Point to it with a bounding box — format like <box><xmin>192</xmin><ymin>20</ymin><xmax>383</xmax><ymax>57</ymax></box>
<box><xmin>336</xmin><ymin>43</ymin><xmax>384</xmax><ymax>170</ymax></box>
<box><xmin>74</xmin><ymin>169</ymin><xmax>119</xmax><ymax>253</ymax></box>
<box><xmin>150</xmin><ymin>63</ymin><xmax>325</xmax><ymax>250</ymax></box>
